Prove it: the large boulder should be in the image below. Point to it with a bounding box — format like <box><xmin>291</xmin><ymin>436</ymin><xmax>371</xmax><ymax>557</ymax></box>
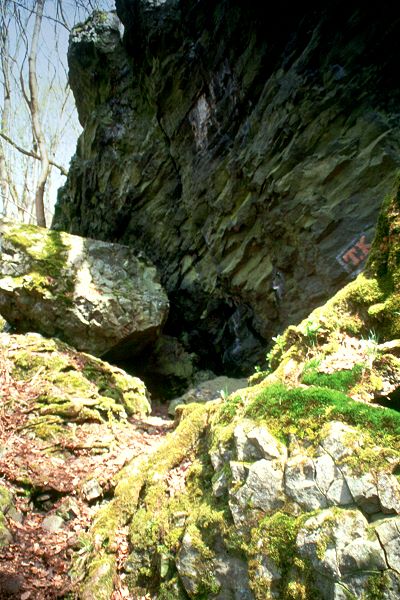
<box><xmin>0</xmin><ymin>219</ymin><xmax>169</xmax><ymax>358</ymax></box>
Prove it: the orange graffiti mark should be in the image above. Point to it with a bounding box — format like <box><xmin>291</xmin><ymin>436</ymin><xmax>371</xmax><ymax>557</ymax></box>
<box><xmin>341</xmin><ymin>234</ymin><xmax>371</xmax><ymax>267</ymax></box>
<box><xmin>355</xmin><ymin>235</ymin><xmax>371</xmax><ymax>256</ymax></box>
<box><xmin>342</xmin><ymin>248</ymin><xmax>361</xmax><ymax>266</ymax></box>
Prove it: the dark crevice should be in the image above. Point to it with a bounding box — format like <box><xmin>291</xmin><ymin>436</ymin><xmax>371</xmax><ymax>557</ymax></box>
<box><xmin>155</xmin><ymin>109</ymin><xmax>182</xmax><ymax>198</ymax></box>
<box><xmin>374</xmin><ymin>387</ymin><xmax>400</xmax><ymax>412</ymax></box>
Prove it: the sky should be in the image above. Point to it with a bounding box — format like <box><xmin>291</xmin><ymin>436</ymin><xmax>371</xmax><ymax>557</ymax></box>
<box><xmin>0</xmin><ymin>0</ymin><xmax>114</xmax><ymax>221</ymax></box>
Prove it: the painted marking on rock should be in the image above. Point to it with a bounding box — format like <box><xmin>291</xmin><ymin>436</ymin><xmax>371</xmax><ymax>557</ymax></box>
<box><xmin>336</xmin><ymin>233</ymin><xmax>372</xmax><ymax>275</ymax></box>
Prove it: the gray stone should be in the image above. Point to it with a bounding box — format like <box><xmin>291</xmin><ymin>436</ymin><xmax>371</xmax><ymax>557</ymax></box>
<box><xmin>212</xmin><ymin>469</ymin><xmax>229</xmax><ymax>498</ymax></box>
<box><xmin>176</xmin><ymin>531</ymin><xmax>207</xmax><ymax>596</ymax></box>
<box><xmin>250</xmin><ymin>556</ymin><xmax>281</xmax><ymax>599</ymax></box>
<box><xmin>376</xmin><ymin>472</ymin><xmax>400</xmax><ymax>514</ymax></box>
<box><xmin>82</xmin><ymin>478</ymin><xmax>103</xmax><ymax>501</ymax></box>
<box><xmin>229</xmin><ymin>461</ymin><xmax>249</xmax><ymax>484</ymax></box>
<box><xmin>229</xmin><ymin>458</ymin><xmax>285</xmax><ymax>527</ymax></box>
<box><xmin>210</xmin><ymin>442</ymin><xmax>233</xmax><ymax>472</ymax></box>
<box><xmin>56</xmin><ymin>497</ymin><xmax>81</xmax><ymax>521</ymax></box>
<box><xmin>314</xmin><ymin>453</ymin><xmax>353</xmax><ymax>506</ymax></box>
<box><xmin>326</xmin><ymin>478</ymin><xmax>353</xmax><ymax>507</ymax></box>
<box><xmin>42</xmin><ymin>514</ymin><xmax>64</xmax><ymax>533</ymax></box>
<box><xmin>297</xmin><ymin>509</ymin><xmax>370</xmax><ymax>578</ymax></box>
<box><xmin>284</xmin><ymin>455</ymin><xmax>328</xmax><ymax>511</ymax></box>
<box><xmin>176</xmin><ymin>531</ymin><xmax>254</xmax><ymax>599</ymax></box>
<box><xmin>0</xmin><ymin>219</ymin><xmax>169</xmax><ymax>358</ymax></box>
<box><xmin>169</xmin><ymin>376</ymin><xmax>247</xmax><ymax>415</ymax></box>
<box><xmin>345</xmin><ymin>473</ymin><xmax>381</xmax><ymax>514</ymax></box>
<box><xmin>339</xmin><ymin>538</ymin><xmax>387</xmax><ymax>573</ymax></box>
<box><xmin>6</xmin><ymin>506</ymin><xmax>23</xmax><ymax>523</ymax></box>
<box><xmin>234</xmin><ymin>421</ymin><xmax>287</xmax><ymax>462</ymax></box>
<box><xmin>375</xmin><ymin>517</ymin><xmax>400</xmax><ymax>571</ymax></box>
<box><xmin>319</xmin><ymin>421</ymin><xmax>364</xmax><ymax>463</ymax></box>
<box><xmin>297</xmin><ymin>508</ymin><xmax>388</xmax><ymax>598</ymax></box>
<box><xmin>213</xmin><ymin>551</ymin><xmax>254</xmax><ymax>600</ymax></box>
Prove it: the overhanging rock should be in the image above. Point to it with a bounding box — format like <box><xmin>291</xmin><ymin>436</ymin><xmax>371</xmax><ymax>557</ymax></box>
<box><xmin>0</xmin><ymin>219</ymin><xmax>169</xmax><ymax>358</ymax></box>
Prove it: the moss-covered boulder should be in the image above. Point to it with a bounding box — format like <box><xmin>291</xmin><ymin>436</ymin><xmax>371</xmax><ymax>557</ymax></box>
<box><xmin>3</xmin><ymin>331</ymin><xmax>150</xmax><ymax>430</ymax></box>
<box><xmin>0</xmin><ymin>219</ymin><xmax>169</xmax><ymax>358</ymax></box>
<box><xmin>0</xmin><ymin>330</ymin><xmax>151</xmax><ymax>496</ymax></box>
<box><xmin>74</xmin><ymin>389</ymin><xmax>400</xmax><ymax>599</ymax></box>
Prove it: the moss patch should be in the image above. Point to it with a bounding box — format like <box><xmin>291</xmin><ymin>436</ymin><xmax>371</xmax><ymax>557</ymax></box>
<box><xmin>2</xmin><ymin>224</ymin><xmax>75</xmax><ymax>305</ymax></box>
<box><xmin>301</xmin><ymin>362</ymin><xmax>364</xmax><ymax>391</ymax></box>
<box><xmin>248</xmin><ymin>512</ymin><xmax>318</xmax><ymax>600</ymax></box>
<box><xmin>77</xmin><ymin>403</ymin><xmax>214</xmax><ymax>597</ymax></box>
<box><xmin>245</xmin><ymin>383</ymin><xmax>400</xmax><ymax>444</ymax></box>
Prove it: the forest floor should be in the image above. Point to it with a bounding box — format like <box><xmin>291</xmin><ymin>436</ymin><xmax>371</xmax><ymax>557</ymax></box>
<box><xmin>0</xmin><ymin>354</ymin><xmax>174</xmax><ymax>600</ymax></box>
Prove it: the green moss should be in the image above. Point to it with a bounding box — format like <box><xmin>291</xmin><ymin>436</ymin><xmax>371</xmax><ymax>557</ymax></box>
<box><xmin>301</xmin><ymin>362</ymin><xmax>364</xmax><ymax>391</ymax></box>
<box><xmin>245</xmin><ymin>383</ymin><xmax>400</xmax><ymax>446</ymax></box>
<box><xmin>363</xmin><ymin>572</ymin><xmax>390</xmax><ymax>600</ymax></box>
<box><xmin>0</xmin><ymin>513</ymin><xmax>12</xmax><ymax>548</ymax></box>
<box><xmin>78</xmin><ymin>554</ymin><xmax>116</xmax><ymax>600</ymax></box>
<box><xmin>158</xmin><ymin>576</ymin><xmax>189</xmax><ymax>599</ymax></box>
<box><xmin>218</xmin><ymin>394</ymin><xmax>244</xmax><ymax>423</ymax></box>
<box><xmin>8</xmin><ymin>334</ymin><xmax>149</xmax><ymax>436</ymax></box>
<box><xmin>108</xmin><ymin>404</ymin><xmax>235</xmax><ymax>598</ymax></box>
<box><xmin>0</xmin><ymin>486</ymin><xmax>13</xmax><ymax>514</ymax></box>
<box><xmin>2</xmin><ymin>224</ymin><xmax>75</xmax><ymax>306</ymax></box>
<box><xmin>248</xmin><ymin>512</ymin><xmax>318</xmax><ymax>600</ymax></box>
<box><xmin>82</xmin><ymin>358</ymin><xmax>150</xmax><ymax>417</ymax></box>
<box><xmin>21</xmin><ymin>415</ymin><xmax>66</xmax><ymax>440</ymax></box>
<box><xmin>85</xmin><ymin>403</ymin><xmax>211</xmax><ymax>560</ymax></box>
<box><xmin>91</xmin><ymin>412</ymin><xmax>221</xmax><ymax>595</ymax></box>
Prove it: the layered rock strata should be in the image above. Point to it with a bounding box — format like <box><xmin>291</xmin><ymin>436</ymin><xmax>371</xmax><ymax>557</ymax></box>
<box><xmin>53</xmin><ymin>1</ymin><xmax>400</xmax><ymax>372</ymax></box>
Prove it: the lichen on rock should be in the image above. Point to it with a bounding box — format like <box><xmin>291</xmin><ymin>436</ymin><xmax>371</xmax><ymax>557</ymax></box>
<box><xmin>0</xmin><ymin>219</ymin><xmax>169</xmax><ymax>358</ymax></box>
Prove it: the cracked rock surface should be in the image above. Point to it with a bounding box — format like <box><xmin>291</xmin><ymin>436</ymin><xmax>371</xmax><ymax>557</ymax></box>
<box><xmin>0</xmin><ymin>219</ymin><xmax>168</xmax><ymax>358</ymax></box>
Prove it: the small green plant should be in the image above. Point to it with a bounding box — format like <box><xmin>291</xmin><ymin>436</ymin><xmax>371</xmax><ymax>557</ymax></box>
<box><xmin>304</xmin><ymin>320</ymin><xmax>321</xmax><ymax>347</ymax></box>
<box><xmin>218</xmin><ymin>395</ymin><xmax>243</xmax><ymax>423</ymax></box>
<box><xmin>271</xmin><ymin>334</ymin><xmax>286</xmax><ymax>351</ymax></box>
<box><xmin>219</xmin><ymin>387</ymin><xmax>229</xmax><ymax>401</ymax></box>
<box><xmin>76</xmin><ymin>534</ymin><xmax>94</xmax><ymax>554</ymax></box>
<box><xmin>363</xmin><ymin>329</ymin><xmax>380</xmax><ymax>367</ymax></box>
<box><xmin>266</xmin><ymin>333</ymin><xmax>286</xmax><ymax>365</ymax></box>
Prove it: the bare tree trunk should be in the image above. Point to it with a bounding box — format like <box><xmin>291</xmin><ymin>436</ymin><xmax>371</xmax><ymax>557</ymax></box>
<box><xmin>28</xmin><ymin>0</ymin><xmax>48</xmax><ymax>228</ymax></box>
<box><xmin>0</xmin><ymin>25</ymin><xmax>11</xmax><ymax>214</ymax></box>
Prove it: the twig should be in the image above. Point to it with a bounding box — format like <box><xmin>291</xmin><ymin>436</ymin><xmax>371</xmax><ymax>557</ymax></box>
<box><xmin>0</xmin><ymin>131</ymin><xmax>68</xmax><ymax>176</ymax></box>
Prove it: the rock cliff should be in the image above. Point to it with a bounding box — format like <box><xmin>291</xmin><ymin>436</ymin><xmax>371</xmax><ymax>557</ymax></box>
<box><xmin>53</xmin><ymin>0</ymin><xmax>400</xmax><ymax>374</ymax></box>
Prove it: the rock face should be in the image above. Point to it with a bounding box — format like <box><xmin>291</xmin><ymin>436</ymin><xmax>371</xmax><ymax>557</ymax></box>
<box><xmin>52</xmin><ymin>1</ymin><xmax>400</xmax><ymax>372</ymax></box>
<box><xmin>0</xmin><ymin>219</ymin><xmax>168</xmax><ymax>358</ymax></box>
<box><xmin>171</xmin><ymin>417</ymin><xmax>400</xmax><ymax>599</ymax></box>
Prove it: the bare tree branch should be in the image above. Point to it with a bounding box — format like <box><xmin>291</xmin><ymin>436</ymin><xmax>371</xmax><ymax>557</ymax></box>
<box><xmin>0</xmin><ymin>131</ymin><xmax>68</xmax><ymax>176</ymax></box>
<box><xmin>8</xmin><ymin>0</ymin><xmax>71</xmax><ymax>31</ymax></box>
